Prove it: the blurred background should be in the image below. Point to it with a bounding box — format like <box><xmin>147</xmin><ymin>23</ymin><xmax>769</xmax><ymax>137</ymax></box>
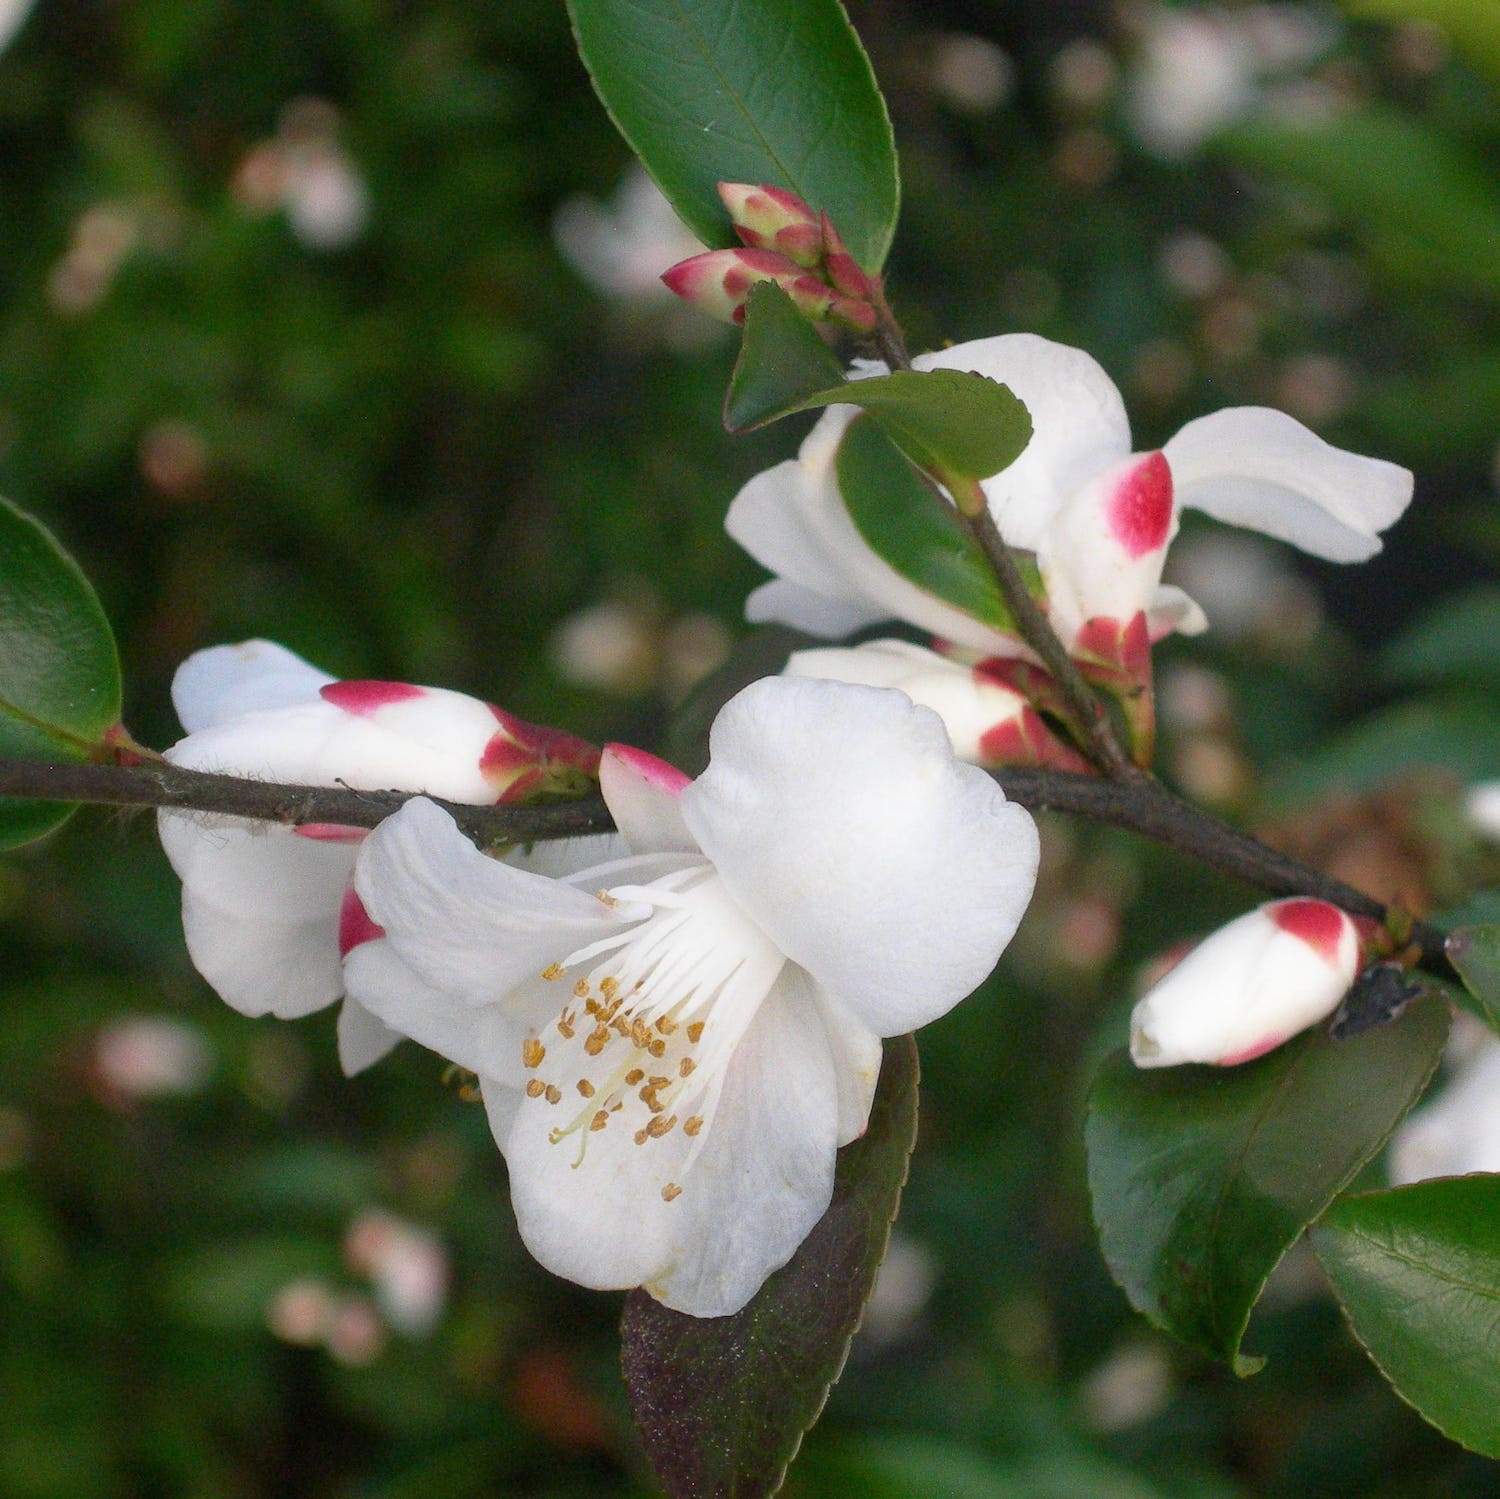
<box><xmin>2</xmin><ymin>0</ymin><xmax>1499</xmax><ymax>1494</ymax></box>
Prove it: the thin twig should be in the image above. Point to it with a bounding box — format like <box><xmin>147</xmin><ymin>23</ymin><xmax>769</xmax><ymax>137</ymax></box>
<box><xmin>0</xmin><ymin>755</ymin><xmax>1452</xmax><ymax>973</ymax></box>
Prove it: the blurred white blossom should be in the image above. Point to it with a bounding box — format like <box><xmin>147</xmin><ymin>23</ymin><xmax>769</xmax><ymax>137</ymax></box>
<box><xmin>1466</xmin><ymin>782</ymin><xmax>1500</xmax><ymax>841</ymax></box>
<box><xmin>929</xmin><ymin>33</ymin><xmax>1015</xmax><ymax>114</ymax></box>
<box><xmin>1389</xmin><ymin>1039</ymin><xmax>1500</xmax><ymax>1184</ymax></box>
<box><xmin>94</xmin><ymin>1017</ymin><xmax>212</xmax><ymax>1100</ymax></box>
<box><xmin>344</xmin><ymin>1210</ymin><xmax>449</xmax><ymax>1337</ymax></box>
<box><xmin>0</xmin><ymin>0</ymin><xmax>35</xmax><ymax>55</ymax></box>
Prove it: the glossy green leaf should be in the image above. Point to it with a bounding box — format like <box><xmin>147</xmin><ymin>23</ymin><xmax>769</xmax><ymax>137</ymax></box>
<box><xmin>0</xmin><ymin>496</ymin><xmax>122</xmax><ymax>850</ymax></box>
<box><xmin>1313</xmin><ymin>1177</ymin><xmax>1500</xmax><ymax>1457</ymax></box>
<box><xmin>1086</xmin><ymin>996</ymin><xmax>1449</xmax><ymax>1372</ymax></box>
<box><xmin>567</xmin><ymin>0</ymin><xmax>899</xmax><ymax>269</ymax></box>
<box><xmin>1447</xmin><ymin>925</ymin><xmax>1500</xmax><ymax>1036</ymax></box>
<box><xmin>837</xmin><ymin>416</ymin><xmax>1039</xmax><ymax>633</ymax></box>
<box><xmin>726</xmin><ymin>293</ymin><xmax>1033</xmax><ymax>482</ymax></box>
<box><xmin>620</xmin><ymin>1033</ymin><xmax>919</xmax><ymax>1499</ymax></box>
<box><xmin>722</xmin><ymin>284</ymin><xmax>848</xmax><ymax>433</ymax></box>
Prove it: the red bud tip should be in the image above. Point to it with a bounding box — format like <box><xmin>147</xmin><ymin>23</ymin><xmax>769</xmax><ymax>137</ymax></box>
<box><xmin>819</xmin><ymin>211</ymin><xmax>877</xmax><ymax>298</ymax></box>
<box><xmin>661</xmin><ymin>248</ymin><xmax>802</xmax><ymax>323</ymax></box>
<box><xmin>717</xmin><ymin>181</ymin><xmax>824</xmax><ymax>268</ymax></box>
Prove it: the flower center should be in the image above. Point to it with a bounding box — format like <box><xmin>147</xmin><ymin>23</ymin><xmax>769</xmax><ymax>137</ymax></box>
<box><xmin>518</xmin><ymin>866</ymin><xmax>785</xmax><ymax>1198</ymax></box>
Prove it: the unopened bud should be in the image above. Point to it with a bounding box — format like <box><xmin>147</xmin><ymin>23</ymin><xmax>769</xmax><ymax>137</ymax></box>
<box><xmin>662</xmin><ymin>248</ymin><xmax>875</xmax><ymax>330</ymax></box>
<box><xmin>485</xmin><ymin>708</ymin><xmax>601</xmax><ymax>802</ymax></box>
<box><xmin>1129</xmin><ymin>898</ymin><xmax>1360</xmax><ymax>1068</ymax></box>
<box><xmin>718</xmin><ymin>182</ymin><xmax>823</xmax><ymax>267</ymax></box>
<box><xmin>818</xmin><ymin>211</ymin><xmax>878</xmax><ymax>300</ymax></box>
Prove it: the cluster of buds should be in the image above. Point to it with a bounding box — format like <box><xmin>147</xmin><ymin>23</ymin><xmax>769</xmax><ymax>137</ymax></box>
<box><xmin>661</xmin><ymin>183</ymin><xmax>879</xmax><ymax>330</ymax></box>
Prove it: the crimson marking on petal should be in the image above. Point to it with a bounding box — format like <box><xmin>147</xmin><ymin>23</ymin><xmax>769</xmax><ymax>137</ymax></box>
<box><xmin>1217</xmin><ymin>1033</ymin><xmax>1287</xmax><ymax>1067</ymax></box>
<box><xmin>1270</xmin><ymin>899</ymin><xmax>1347</xmax><ymax>963</ymax></box>
<box><xmin>294</xmin><ymin>823</ymin><xmax>367</xmax><ymax>844</ymax></box>
<box><xmin>338</xmin><ymin>887</ymin><xmax>385</xmax><ymax>959</ymax></box>
<box><xmin>320</xmin><ymin>680</ymin><xmax>426</xmax><ymax>716</ymax></box>
<box><xmin>1107</xmin><ymin>452</ymin><xmax>1173</xmax><ymax>559</ymax></box>
<box><xmin>496</xmin><ymin>767</ymin><xmax>544</xmax><ymax>804</ymax></box>
<box><xmin>487</xmin><ymin>706</ymin><xmax>601</xmax><ymax>775</ymax></box>
<box><xmin>602</xmin><ymin>743</ymin><xmax>691</xmax><ymax>795</ymax></box>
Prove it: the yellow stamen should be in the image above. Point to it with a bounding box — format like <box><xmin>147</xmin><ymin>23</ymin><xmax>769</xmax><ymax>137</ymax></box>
<box><xmin>576</xmin><ymin>1079</ymin><xmax>595</xmax><ymax>1098</ymax></box>
<box><xmin>521</xmin><ymin>1038</ymin><xmax>545</xmax><ymax>1069</ymax></box>
<box><xmin>661</xmin><ymin>1183</ymin><xmax>682</xmax><ymax>1202</ymax></box>
<box><xmin>684</xmin><ymin>1116</ymin><xmax>703</xmax><ymax>1136</ymax></box>
<box><xmin>525</xmin><ymin>1078</ymin><xmax>545</xmax><ymax>1099</ymax></box>
<box><xmin>589</xmin><ymin>1110</ymin><xmax>609</xmax><ymax>1132</ymax></box>
<box><xmin>541</xmin><ymin>963</ymin><xmax>565</xmax><ymax>981</ymax></box>
<box><xmin>544</xmin><ymin>1084</ymin><xmax>561</xmax><ymax>1105</ymax></box>
<box><xmin>687</xmin><ymin>1021</ymin><xmax>705</xmax><ymax>1043</ymax></box>
<box><xmin>679</xmin><ymin>1058</ymin><xmax>696</xmax><ymax>1078</ymax></box>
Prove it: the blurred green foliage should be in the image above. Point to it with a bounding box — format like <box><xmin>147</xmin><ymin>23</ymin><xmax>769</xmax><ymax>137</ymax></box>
<box><xmin>2</xmin><ymin>0</ymin><xmax>1500</xmax><ymax>1494</ymax></box>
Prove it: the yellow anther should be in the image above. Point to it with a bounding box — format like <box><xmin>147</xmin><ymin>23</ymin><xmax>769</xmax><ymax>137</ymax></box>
<box><xmin>573</xmin><ymin>978</ymin><xmax>590</xmax><ymax>999</ymax></box>
<box><xmin>585</xmin><ymin>997</ymin><xmax>600</xmax><ymax>1016</ymax></box>
<box><xmin>525</xmin><ymin>1078</ymin><xmax>545</xmax><ymax>1099</ymax></box>
<box><xmin>647</xmin><ymin>1114</ymin><xmax>677</xmax><ymax>1138</ymax></box>
<box><xmin>687</xmin><ymin>1021</ymin><xmax>705</xmax><ymax>1043</ymax></box>
<box><xmin>679</xmin><ymin>1058</ymin><xmax>696</xmax><ymax>1078</ymax></box>
<box><xmin>655</xmin><ymin>1014</ymin><xmax>677</xmax><ymax>1034</ymax></box>
<box><xmin>522</xmin><ymin>1038</ymin><xmax>545</xmax><ymax>1069</ymax></box>
<box><xmin>544</xmin><ymin>1084</ymin><xmax>561</xmax><ymax>1105</ymax></box>
<box><xmin>631</xmin><ymin>1019</ymin><xmax>650</xmax><ymax>1049</ymax></box>
<box><xmin>541</xmin><ymin>963</ymin><xmax>565</xmax><ymax>982</ymax></box>
<box><xmin>634</xmin><ymin>1128</ymin><xmax>649</xmax><ymax>1146</ymax></box>
<box><xmin>590</xmin><ymin>1110</ymin><xmax>609</xmax><ymax>1132</ymax></box>
<box><xmin>647</xmin><ymin>1038</ymin><xmax>667</xmax><ymax>1058</ymax></box>
<box><xmin>576</xmin><ymin>1079</ymin><xmax>595</xmax><ymax>1098</ymax></box>
<box><xmin>596</xmin><ymin>889</ymin><xmax>619</xmax><ymax>907</ymax></box>
<box><xmin>684</xmin><ymin>1116</ymin><xmax>703</xmax><ymax>1136</ymax></box>
<box><xmin>584</xmin><ymin>1029</ymin><xmax>608</xmax><ymax>1057</ymax></box>
<box><xmin>601</xmin><ymin>976</ymin><xmax>619</xmax><ymax>1000</ymax></box>
<box><xmin>661</xmin><ymin>1182</ymin><xmax>682</xmax><ymax>1202</ymax></box>
<box><xmin>625</xmin><ymin>1068</ymin><xmax>644</xmax><ymax>1086</ymax></box>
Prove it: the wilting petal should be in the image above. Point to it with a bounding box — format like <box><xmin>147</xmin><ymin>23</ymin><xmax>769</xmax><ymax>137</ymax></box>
<box><xmin>337</xmin><ymin>997</ymin><xmax>403</xmax><ymax>1077</ymax></box>
<box><xmin>917</xmin><ymin>334</ymin><xmax>1132</xmax><ymax>547</ymax></box>
<box><xmin>157</xmin><ymin>815</ymin><xmax>352</xmax><ymax>1019</ymax></box>
<box><xmin>499</xmin><ymin>968</ymin><xmax>840</xmax><ymax>1317</ymax></box>
<box><xmin>682</xmin><ymin>677</ymin><xmax>1039</xmax><ymax>1035</ymax></box>
<box><xmin>600</xmin><ymin>744</ymin><xmax>696</xmax><ymax>854</ymax></box>
<box><xmin>172</xmin><ymin>639</ymin><xmax>333</xmax><ymax>732</ymax></box>
<box><xmin>1164</xmin><ymin>406</ymin><xmax>1413</xmax><ymax>563</ymax></box>
<box><xmin>1130</xmin><ymin>898</ymin><xmax>1360</xmax><ymax>1068</ymax></box>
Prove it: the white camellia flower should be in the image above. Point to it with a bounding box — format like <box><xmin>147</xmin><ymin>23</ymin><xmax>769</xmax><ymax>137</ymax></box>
<box><xmin>343</xmin><ymin>676</ymin><xmax>1040</xmax><ymax>1316</ymax></box>
<box><xmin>1389</xmin><ymin>1038</ymin><xmax>1500</xmax><ymax>1185</ymax></box>
<box><xmin>0</xmin><ymin>0</ymin><xmax>36</xmax><ymax>55</ymax></box>
<box><xmin>728</xmin><ymin>334</ymin><xmax>1412</xmax><ymax>672</ymax></box>
<box><xmin>783</xmin><ymin>638</ymin><xmax>1090</xmax><ymax>771</ymax></box>
<box><xmin>1130</xmin><ymin>898</ymin><xmax>1361</xmax><ymax>1068</ymax></box>
<box><xmin>157</xmin><ymin>640</ymin><xmax>600</xmax><ymax>1075</ymax></box>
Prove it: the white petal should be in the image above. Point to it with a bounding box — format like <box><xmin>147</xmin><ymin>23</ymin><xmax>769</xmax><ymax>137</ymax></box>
<box><xmin>353</xmin><ymin>798</ymin><xmax>637</xmax><ymax>1007</ymax></box>
<box><xmin>784</xmin><ymin>640</ymin><xmax>1029</xmax><ymax>764</ymax></box>
<box><xmin>343</xmin><ymin>934</ymin><xmax>540</xmax><ymax>1078</ymax></box>
<box><xmin>499</xmin><ymin>971</ymin><xmax>840</xmax><ymax>1317</ymax></box>
<box><xmin>744</xmin><ymin>578</ymin><xmax>888</xmax><ymax>638</ymax></box>
<box><xmin>1389</xmin><ymin>1041</ymin><xmax>1500</xmax><ymax>1185</ymax></box>
<box><xmin>1147</xmin><ymin>584</ymin><xmax>1208</xmax><ymax>640</ymax></box>
<box><xmin>808</xmin><ymin>975</ymin><xmax>883</xmax><ymax>1146</ymax></box>
<box><xmin>158</xmin><ymin>813</ymin><xmax>352</xmax><ymax>1018</ymax></box>
<box><xmin>1164</xmin><ymin>407</ymin><xmax>1413</xmax><ymax>562</ymax></box>
<box><xmin>337</xmin><ymin>998</ymin><xmax>403</xmax><ymax>1076</ymax></box>
<box><xmin>509</xmin><ymin>833</ymin><xmax>631</xmax><ymax>879</ymax></box>
<box><xmin>917</xmin><ymin>335</ymin><xmax>1132</xmax><ymax>547</ymax></box>
<box><xmin>1465</xmin><ymin>783</ymin><xmax>1500</xmax><ymax>843</ymax></box>
<box><xmin>171</xmin><ymin>639</ymin><xmax>333</xmax><ymax>732</ymax></box>
<box><xmin>682</xmin><ymin>677</ymin><xmax>1040</xmax><ymax>1035</ymax></box>
<box><xmin>165</xmin><ymin>698</ymin><xmax>499</xmax><ymax>804</ymax></box>
<box><xmin>600</xmin><ymin>744</ymin><xmax>697</xmax><ymax>854</ymax></box>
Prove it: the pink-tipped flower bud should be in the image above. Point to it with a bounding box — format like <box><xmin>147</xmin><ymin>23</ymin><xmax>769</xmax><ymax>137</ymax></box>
<box><xmin>718</xmin><ymin>182</ymin><xmax>824</xmax><ymax>267</ymax></box>
<box><xmin>661</xmin><ymin>247</ymin><xmax>803</xmax><ymax>323</ymax></box>
<box><xmin>818</xmin><ymin>211</ymin><xmax>878</xmax><ymax>300</ymax></box>
<box><xmin>1129</xmin><ymin>898</ymin><xmax>1360</xmax><ymax>1069</ymax></box>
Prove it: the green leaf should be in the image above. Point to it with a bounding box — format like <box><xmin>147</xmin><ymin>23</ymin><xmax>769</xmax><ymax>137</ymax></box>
<box><xmin>1447</xmin><ymin>925</ymin><xmax>1500</xmax><ymax>1035</ymax></box>
<box><xmin>567</xmin><ymin>0</ymin><xmax>899</xmax><ymax>270</ymax></box>
<box><xmin>1312</xmin><ymin>1177</ymin><xmax>1500</xmax><ymax>1458</ymax></box>
<box><xmin>1086</xmin><ymin>996</ymin><xmax>1449</xmax><ymax>1372</ymax></box>
<box><xmin>1381</xmin><ymin>585</ymin><xmax>1500</xmax><ymax>688</ymax></box>
<box><xmin>722</xmin><ymin>284</ymin><xmax>849</xmax><ymax>432</ymax></box>
<box><xmin>837</xmin><ymin>416</ymin><xmax>1037</xmax><ymax>633</ymax></box>
<box><xmin>0</xmin><ymin>496</ymin><xmax>122</xmax><ymax>850</ymax></box>
<box><xmin>1218</xmin><ymin>109</ymin><xmax>1500</xmax><ymax>298</ymax></box>
<box><xmin>620</xmin><ymin>1033</ymin><xmax>919</xmax><ymax>1499</ymax></box>
<box><xmin>725</xmin><ymin>291</ymin><xmax>1034</xmax><ymax>482</ymax></box>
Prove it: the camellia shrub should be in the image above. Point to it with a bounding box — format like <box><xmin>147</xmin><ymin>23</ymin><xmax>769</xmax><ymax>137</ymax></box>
<box><xmin>3</xmin><ymin>2</ymin><xmax>1500</xmax><ymax>1495</ymax></box>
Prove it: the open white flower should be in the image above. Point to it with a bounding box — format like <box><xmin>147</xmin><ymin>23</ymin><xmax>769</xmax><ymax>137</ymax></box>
<box><xmin>157</xmin><ymin>639</ymin><xmax>599</xmax><ymax>1074</ymax></box>
<box><xmin>344</xmin><ymin>676</ymin><xmax>1039</xmax><ymax>1316</ymax></box>
<box><xmin>728</xmin><ymin>333</ymin><xmax>1412</xmax><ymax>672</ymax></box>
<box><xmin>1130</xmin><ymin>898</ymin><xmax>1361</xmax><ymax>1068</ymax></box>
